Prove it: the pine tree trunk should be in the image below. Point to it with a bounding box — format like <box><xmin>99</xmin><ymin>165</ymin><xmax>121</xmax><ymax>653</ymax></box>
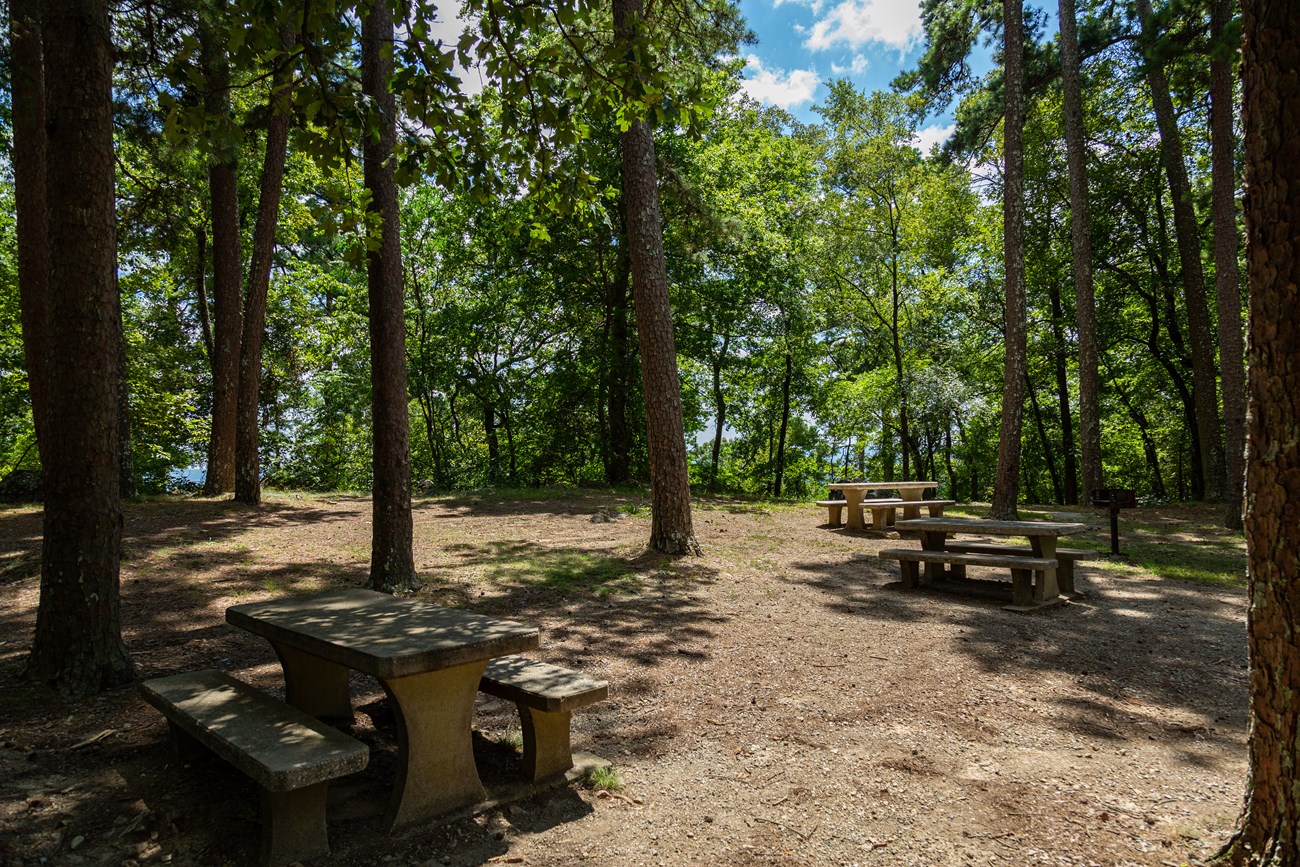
<box><xmin>1057</xmin><ymin>0</ymin><xmax>1103</xmax><ymax>500</ymax></box>
<box><xmin>1136</xmin><ymin>0</ymin><xmax>1225</xmax><ymax>503</ymax></box>
<box><xmin>1222</xmin><ymin>2</ymin><xmax>1300</xmax><ymax>859</ymax></box>
<box><xmin>10</xmin><ymin>0</ymin><xmax>51</xmax><ymax>456</ymax></box>
<box><xmin>709</xmin><ymin>333</ymin><xmax>729</xmax><ymax>494</ymax></box>
<box><xmin>201</xmin><ymin>19</ymin><xmax>241</xmax><ymax>496</ymax></box>
<box><xmin>1210</xmin><ymin>0</ymin><xmax>1246</xmax><ymax>530</ymax></box>
<box><xmin>991</xmin><ymin>0</ymin><xmax>1027</xmax><ymax>521</ymax></box>
<box><xmin>235</xmin><ymin>31</ymin><xmax>295</xmax><ymax>505</ymax></box>
<box><xmin>613</xmin><ymin>0</ymin><xmax>699</xmax><ymax>555</ymax></box>
<box><xmin>25</xmin><ymin>0</ymin><xmax>135</xmax><ymax>698</ymax></box>
<box><xmin>362</xmin><ymin>0</ymin><xmax>415</xmax><ymax>592</ymax></box>
<box><xmin>1047</xmin><ymin>278</ymin><xmax>1079</xmax><ymax>504</ymax></box>
<box><xmin>605</xmin><ymin>247</ymin><xmax>633</xmax><ymax>485</ymax></box>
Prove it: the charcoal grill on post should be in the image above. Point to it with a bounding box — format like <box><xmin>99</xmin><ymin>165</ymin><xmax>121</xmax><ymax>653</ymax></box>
<box><xmin>1091</xmin><ymin>488</ymin><xmax>1137</xmax><ymax>554</ymax></box>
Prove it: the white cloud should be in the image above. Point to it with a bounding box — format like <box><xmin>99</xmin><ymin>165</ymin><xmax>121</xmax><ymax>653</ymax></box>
<box><xmin>804</xmin><ymin>0</ymin><xmax>923</xmax><ymax>52</ymax></box>
<box><xmin>913</xmin><ymin>123</ymin><xmax>956</xmax><ymax>153</ymax></box>
<box><xmin>830</xmin><ymin>54</ymin><xmax>869</xmax><ymax>75</ymax></box>
<box><xmin>740</xmin><ymin>55</ymin><xmax>819</xmax><ymax>109</ymax></box>
<box><xmin>773</xmin><ymin>0</ymin><xmax>828</xmax><ymax>13</ymax></box>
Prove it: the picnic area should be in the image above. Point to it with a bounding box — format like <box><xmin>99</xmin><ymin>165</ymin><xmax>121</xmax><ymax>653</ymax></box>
<box><xmin>0</xmin><ymin>491</ymin><xmax>1247</xmax><ymax>866</ymax></box>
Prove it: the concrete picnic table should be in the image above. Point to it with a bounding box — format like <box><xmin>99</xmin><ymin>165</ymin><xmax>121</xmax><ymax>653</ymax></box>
<box><xmin>893</xmin><ymin>516</ymin><xmax>1087</xmax><ymax>607</ymax></box>
<box><xmin>831</xmin><ymin>481</ymin><xmax>937</xmax><ymax>530</ymax></box>
<box><xmin>226</xmin><ymin>588</ymin><xmax>538</xmax><ymax>829</ymax></box>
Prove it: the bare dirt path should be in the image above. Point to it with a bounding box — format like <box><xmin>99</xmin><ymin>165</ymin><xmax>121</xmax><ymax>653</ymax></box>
<box><xmin>0</xmin><ymin>493</ymin><xmax>1247</xmax><ymax>866</ymax></box>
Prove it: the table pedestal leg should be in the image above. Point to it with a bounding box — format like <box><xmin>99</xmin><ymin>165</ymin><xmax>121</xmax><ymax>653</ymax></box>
<box><xmin>844</xmin><ymin>490</ymin><xmax>866</xmax><ymax>530</ymax></box>
<box><xmin>901</xmin><ymin>490</ymin><xmax>922</xmax><ymax>521</ymax></box>
<box><xmin>920</xmin><ymin>530</ymin><xmax>947</xmax><ymax>584</ymax></box>
<box><xmin>274</xmin><ymin>642</ymin><xmax>353</xmax><ymax>720</ymax></box>
<box><xmin>1030</xmin><ymin>537</ymin><xmax>1061</xmax><ymax>601</ymax></box>
<box><xmin>381</xmin><ymin>660</ymin><xmax>488</xmax><ymax>829</ymax></box>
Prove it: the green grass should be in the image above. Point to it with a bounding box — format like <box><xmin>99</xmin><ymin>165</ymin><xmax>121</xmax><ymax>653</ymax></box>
<box><xmin>1120</xmin><ymin>535</ymin><xmax>1246</xmax><ymax>587</ymax></box>
<box><xmin>584</xmin><ymin>764</ymin><xmax>623</xmax><ymax>791</ymax></box>
<box><xmin>480</xmin><ymin>546</ymin><xmax>642</xmax><ymax>596</ymax></box>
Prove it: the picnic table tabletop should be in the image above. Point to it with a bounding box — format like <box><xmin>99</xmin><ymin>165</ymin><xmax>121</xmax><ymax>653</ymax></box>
<box><xmin>894</xmin><ymin>517</ymin><xmax>1087</xmax><ymax>536</ymax></box>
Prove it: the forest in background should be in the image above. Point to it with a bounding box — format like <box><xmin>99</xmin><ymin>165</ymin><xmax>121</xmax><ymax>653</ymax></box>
<box><xmin>0</xmin><ymin>0</ymin><xmax>1243</xmax><ymax>511</ymax></box>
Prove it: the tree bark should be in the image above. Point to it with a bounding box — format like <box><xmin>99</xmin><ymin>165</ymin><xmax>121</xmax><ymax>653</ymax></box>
<box><xmin>235</xmin><ymin>31</ymin><xmax>295</xmax><ymax>505</ymax></box>
<box><xmin>709</xmin><ymin>333</ymin><xmax>730</xmax><ymax>493</ymax></box>
<box><xmin>1135</xmin><ymin>0</ymin><xmax>1225</xmax><ymax>502</ymax></box>
<box><xmin>25</xmin><ymin>0</ymin><xmax>135</xmax><ymax>698</ymax></box>
<box><xmin>1057</xmin><ymin>0</ymin><xmax>1103</xmax><ymax>500</ymax></box>
<box><xmin>774</xmin><ymin>350</ymin><xmax>793</xmax><ymax>498</ymax></box>
<box><xmin>362</xmin><ymin>0</ymin><xmax>416</xmax><ymax>592</ymax></box>
<box><xmin>201</xmin><ymin>18</ymin><xmax>241</xmax><ymax>496</ymax></box>
<box><xmin>990</xmin><ymin>0</ymin><xmax>1027</xmax><ymax>521</ymax></box>
<box><xmin>1210</xmin><ymin>0</ymin><xmax>1246</xmax><ymax>530</ymax></box>
<box><xmin>1221</xmin><ymin>1</ymin><xmax>1300</xmax><ymax>859</ymax></box>
<box><xmin>613</xmin><ymin>0</ymin><xmax>699</xmax><ymax>555</ymax></box>
<box><xmin>10</xmin><ymin>0</ymin><xmax>51</xmax><ymax>457</ymax></box>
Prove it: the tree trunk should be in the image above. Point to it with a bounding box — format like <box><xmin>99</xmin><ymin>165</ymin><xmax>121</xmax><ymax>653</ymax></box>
<box><xmin>235</xmin><ymin>31</ymin><xmax>295</xmax><ymax>505</ymax></box>
<box><xmin>195</xmin><ymin>226</ymin><xmax>213</xmax><ymax>360</ymax></box>
<box><xmin>362</xmin><ymin>0</ymin><xmax>415</xmax><ymax>591</ymax></box>
<box><xmin>774</xmin><ymin>350</ymin><xmax>793</xmax><ymax>498</ymax></box>
<box><xmin>25</xmin><ymin>0</ymin><xmax>135</xmax><ymax>698</ymax></box>
<box><xmin>1108</xmin><ymin>366</ymin><xmax>1168</xmax><ymax>499</ymax></box>
<box><xmin>1210</xmin><ymin>0</ymin><xmax>1246</xmax><ymax>530</ymax></box>
<box><xmin>613</xmin><ymin>0</ymin><xmax>699</xmax><ymax>555</ymax></box>
<box><xmin>990</xmin><ymin>0</ymin><xmax>1027</xmax><ymax>521</ymax></box>
<box><xmin>200</xmin><ymin>20</ymin><xmax>241</xmax><ymax>496</ymax></box>
<box><xmin>10</xmin><ymin>0</ymin><xmax>51</xmax><ymax>456</ymax></box>
<box><xmin>605</xmin><ymin>247</ymin><xmax>633</xmax><ymax>485</ymax></box>
<box><xmin>1026</xmin><ymin>368</ymin><xmax>1063</xmax><ymax>503</ymax></box>
<box><xmin>1136</xmin><ymin>0</ymin><xmax>1225</xmax><ymax>502</ymax></box>
<box><xmin>1221</xmin><ymin>3</ymin><xmax>1300</xmax><ymax>859</ymax></box>
<box><xmin>709</xmin><ymin>333</ymin><xmax>730</xmax><ymax>493</ymax></box>
<box><xmin>881</xmin><ymin>408</ymin><xmax>895</xmax><ymax>482</ymax></box>
<box><xmin>1057</xmin><ymin>0</ymin><xmax>1103</xmax><ymax>500</ymax></box>
<box><xmin>1046</xmin><ymin>280</ymin><xmax>1079</xmax><ymax>503</ymax></box>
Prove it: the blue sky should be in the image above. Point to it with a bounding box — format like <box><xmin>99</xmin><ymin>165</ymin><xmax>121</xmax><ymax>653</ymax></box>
<box><xmin>734</xmin><ymin>0</ymin><xmax>962</xmax><ymax>149</ymax></box>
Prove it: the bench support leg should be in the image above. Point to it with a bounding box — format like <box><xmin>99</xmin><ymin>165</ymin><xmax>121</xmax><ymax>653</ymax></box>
<box><xmin>1011</xmin><ymin>569</ymin><xmax>1033</xmax><ymax>608</ymax></box>
<box><xmin>260</xmin><ymin>783</ymin><xmax>330</xmax><ymax>867</ymax></box>
<box><xmin>1057</xmin><ymin>558</ymin><xmax>1076</xmax><ymax>595</ymax></box>
<box><xmin>899</xmin><ymin>560</ymin><xmax>920</xmax><ymax>588</ymax></box>
<box><xmin>274</xmin><ymin>642</ymin><xmax>353</xmax><ymax>721</ymax></box>
<box><xmin>167</xmin><ymin>721</ymin><xmax>210</xmax><ymax>763</ymax></box>
<box><xmin>381</xmin><ymin>661</ymin><xmax>488</xmax><ymax>829</ymax></box>
<box><xmin>827</xmin><ymin>505</ymin><xmax>843</xmax><ymax>528</ymax></box>
<box><xmin>517</xmin><ymin>705</ymin><xmax>575</xmax><ymax>782</ymax></box>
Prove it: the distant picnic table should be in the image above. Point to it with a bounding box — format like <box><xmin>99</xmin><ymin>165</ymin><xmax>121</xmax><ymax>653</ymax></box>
<box><xmin>822</xmin><ymin>481</ymin><xmax>942</xmax><ymax>530</ymax></box>
<box><xmin>880</xmin><ymin>517</ymin><xmax>1091</xmax><ymax>611</ymax></box>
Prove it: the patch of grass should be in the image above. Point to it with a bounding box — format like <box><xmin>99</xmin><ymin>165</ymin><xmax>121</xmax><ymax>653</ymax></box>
<box><xmin>480</xmin><ymin>545</ymin><xmax>642</xmax><ymax>597</ymax></box>
<box><xmin>1122</xmin><ymin>537</ymin><xmax>1246</xmax><ymax>587</ymax></box>
<box><xmin>261</xmin><ymin>578</ymin><xmax>281</xmax><ymax>593</ymax></box>
<box><xmin>498</xmin><ymin>729</ymin><xmax>523</xmax><ymax>752</ymax></box>
<box><xmin>617</xmin><ymin>502</ymin><xmax>648</xmax><ymax>517</ymax></box>
<box><xmin>584</xmin><ymin>764</ymin><xmax>623</xmax><ymax>791</ymax></box>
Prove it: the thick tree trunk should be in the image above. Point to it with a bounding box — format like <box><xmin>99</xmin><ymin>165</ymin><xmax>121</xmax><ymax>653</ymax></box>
<box><xmin>1136</xmin><ymin>0</ymin><xmax>1225</xmax><ymax>502</ymax></box>
<box><xmin>201</xmin><ymin>21</ymin><xmax>241</xmax><ymax>496</ymax></box>
<box><xmin>1210</xmin><ymin>0</ymin><xmax>1246</xmax><ymax>530</ymax></box>
<box><xmin>362</xmin><ymin>0</ymin><xmax>416</xmax><ymax>591</ymax></box>
<box><xmin>613</xmin><ymin>0</ymin><xmax>698</xmax><ymax>555</ymax></box>
<box><xmin>991</xmin><ymin>0</ymin><xmax>1027</xmax><ymax>521</ymax></box>
<box><xmin>1222</xmin><ymin>3</ymin><xmax>1300</xmax><ymax>860</ymax></box>
<box><xmin>10</xmin><ymin>0</ymin><xmax>51</xmax><ymax>456</ymax></box>
<box><xmin>1057</xmin><ymin>0</ymin><xmax>1102</xmax><ymax>500</ymax></box>
<box><xmin>25</xmin><ymin>0</ymin><xmax>135</xmax><ymax>698</ymax></box>
<box><xmin>235</xmin><ymin>32</ymin><xmax>295</xmax><ymax>505</ymax></box>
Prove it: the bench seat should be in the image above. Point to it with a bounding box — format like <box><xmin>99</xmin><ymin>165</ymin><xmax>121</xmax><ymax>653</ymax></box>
<box><xmin>878</xmin><ymin>548</ymin><xmax>1057</xmax><ymax>608</ymax></box>
<box><xmin>815</xmin><ymin>499</ymin><xmax>854</xmax><ymax>527</ymax></box>
<box><xmin>944</xmin><ymin>542</ymin><xmax>1094</xmax><ymax>593</ymax></box>
<box><xmin>867</xmin><ymin>498</ymin><xmax>956</xmax><ymax>528</ymax></box>
<box><xmin>480</xmin><ymin>657</ymin><xmax>608</xmax><ymax>782</ymax></box>
<box><xmin>140</xmin><ymin>670</ymin><xmax>368</xmax><ymax>866</ymax></box>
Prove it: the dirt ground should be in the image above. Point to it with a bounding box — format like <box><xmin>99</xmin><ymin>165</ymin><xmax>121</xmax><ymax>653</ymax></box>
<box><xmin>0</xmin><ymin>491</ymin><xmax>1248</xmax><ymax>866</ymax></box>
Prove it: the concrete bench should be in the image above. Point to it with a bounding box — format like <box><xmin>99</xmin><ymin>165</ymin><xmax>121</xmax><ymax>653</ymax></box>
<box><xmin>815</xmin><ymin>499</ymin><xmax>855</xmax><ymax>527</ymax></box>
<box><xmin>945</xmin><ymin>542</ymin><xmax>1095</xmax><ymax>593</ymax></box>
<box><xmin>867</xmin><ymin>498</ymin><xmax>955</xmax><ymax>528</ymax></box>
<box><xmin>139</xmin><ymin>670</ymin><xmax>368</xmax><ymax>866</ymax></box>
<box><xmin>878</xmin><ymin>548</ymin><xmax>1057</xmax><ymax>608</ymax></box>
<box><xmin>480</xmin><ymin>656</ymin><xmax>608</xmax><ymax>782</ymax></box>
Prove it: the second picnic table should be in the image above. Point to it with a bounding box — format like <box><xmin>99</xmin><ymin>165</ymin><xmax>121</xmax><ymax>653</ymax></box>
<box><xmin>226</xmin><ymin>587</ymin><xmax>539</xmax><ymax>828</ymax></box>
<box><xmin>831</xmin><ymin>481</ymin><xmax>938</xmax><ymax>530</ymax></box>
<box><xmin>882</xmin><ymin>516</ymin><xmax>1089</xmax><ymax>610</ymax></box>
